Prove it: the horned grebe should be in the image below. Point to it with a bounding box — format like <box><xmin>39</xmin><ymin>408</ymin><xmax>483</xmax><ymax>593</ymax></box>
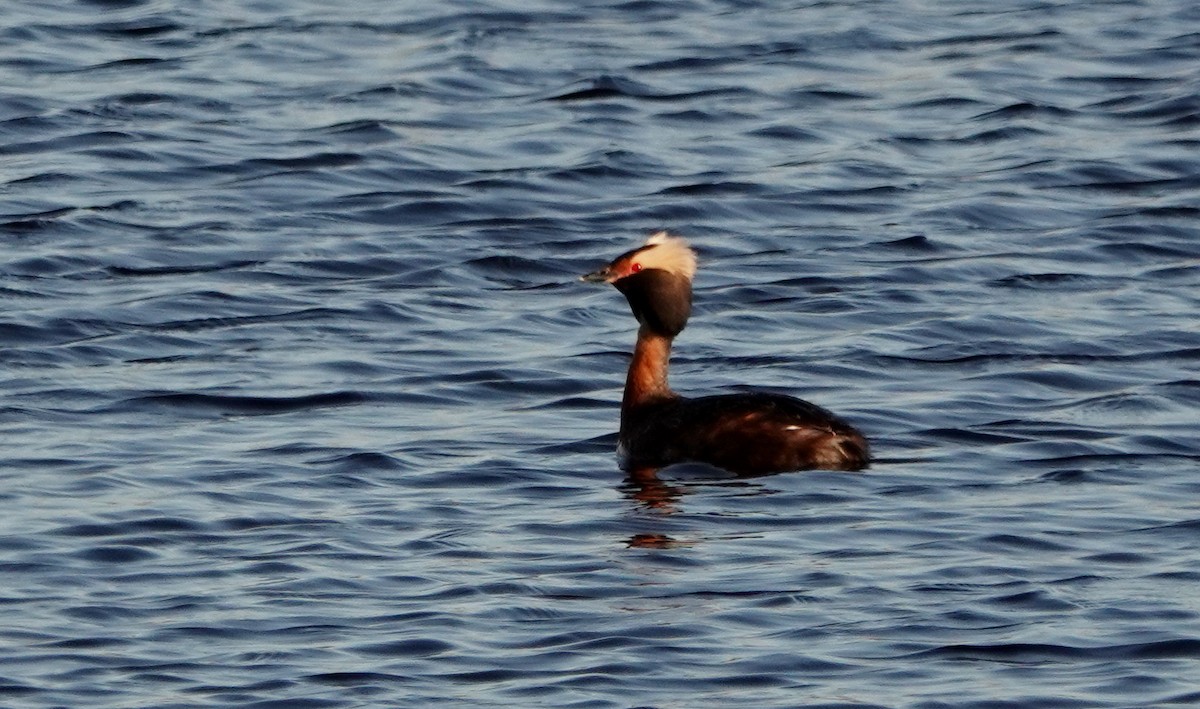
<box><xmin>582</xmin><ymin>231</ymin><xmax>869</xmax><ymax>475</ymax></box>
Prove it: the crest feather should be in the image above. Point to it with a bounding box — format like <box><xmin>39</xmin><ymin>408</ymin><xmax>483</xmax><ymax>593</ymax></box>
<box><xmin>640</xmin><ymin>231</ymin><xmax>697</xmax><ymax>280</ymax></box>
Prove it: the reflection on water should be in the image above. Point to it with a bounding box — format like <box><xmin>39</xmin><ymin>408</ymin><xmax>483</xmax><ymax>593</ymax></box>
<box><xmin>623</xmin><ymin>468</ymin><xmax>689</xmax><ymax>515</ymax></box>
<box><xmin>625</xmin><ymin>533</ymin><xmax>689</xmax><ymax>549</ymax></box>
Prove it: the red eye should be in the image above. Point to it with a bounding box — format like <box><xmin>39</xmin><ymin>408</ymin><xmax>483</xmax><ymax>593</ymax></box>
<box><xmin>630</xmin><ymin>263</ymin><xmax>642</xmax><ymax>273</ymax></box>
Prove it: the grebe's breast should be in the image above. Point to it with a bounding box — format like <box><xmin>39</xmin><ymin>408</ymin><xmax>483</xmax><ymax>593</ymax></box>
<box><xmin>621</xmin><ymin>392</ymin><xmax>869</xmax><ymax>475</ymax></box>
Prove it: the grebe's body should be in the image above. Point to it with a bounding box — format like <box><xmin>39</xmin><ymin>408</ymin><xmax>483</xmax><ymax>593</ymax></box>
<box><xmin>584</xmin><ymin>232</ymin><xmax>868</xmax><ymax>476</ymax></box>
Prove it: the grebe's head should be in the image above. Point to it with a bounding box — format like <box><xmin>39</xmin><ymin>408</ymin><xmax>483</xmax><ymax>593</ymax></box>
<box><xmin>581</xmin><ymin>231</ymin><xmax>696</xmax><ymax>337</ymax></box>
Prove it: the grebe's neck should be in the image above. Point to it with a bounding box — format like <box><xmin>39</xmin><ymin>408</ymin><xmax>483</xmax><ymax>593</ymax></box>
<box><xmin>622</xmin><ymin>326</ymin><xmax>676</xmax><ymax>416</ymax></box>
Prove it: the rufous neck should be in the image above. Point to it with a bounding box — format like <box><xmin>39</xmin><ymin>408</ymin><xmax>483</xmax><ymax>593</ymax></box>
<box><xmin>622</xmin><ymin>326</ymin><xmax>674</xmax><ymax>412</ymax></box>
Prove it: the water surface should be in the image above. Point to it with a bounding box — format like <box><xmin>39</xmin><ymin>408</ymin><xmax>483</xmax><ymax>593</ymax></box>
<box><xmin>2</xmin><ymin>0</ymin><xmax>1199</xmax><ymax>706</ymax></box>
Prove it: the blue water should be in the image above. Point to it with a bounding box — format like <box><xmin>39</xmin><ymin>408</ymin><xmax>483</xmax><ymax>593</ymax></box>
<box><xmin>3</xmin><ymin>0</ymin><xmax>1199</xmax><ymax>706</ymax></box>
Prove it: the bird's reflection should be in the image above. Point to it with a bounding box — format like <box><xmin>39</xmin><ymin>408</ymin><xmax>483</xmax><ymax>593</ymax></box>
<box><xmin>621</xmin><ymin>465</ymin><xmax>687</xmax><ymax>513</ymax></box>
<box><xmin>620</xmin><ymin>465</ymin><xmax>687</xmax><ymax>546</ymax></box>
<box><xmin>619</xmin><ymin>463</ymin><xmax>788</xmax><ymax>548</ymax></box>
<box><xmin>619</xmin><ymin>463</ymin><xmax>762</xmax><ymax>547</ymax></box>
<box><xmin>625</xmin><ymin>532</ymin><xmax>692</xmax><ymax>549</ymax></box>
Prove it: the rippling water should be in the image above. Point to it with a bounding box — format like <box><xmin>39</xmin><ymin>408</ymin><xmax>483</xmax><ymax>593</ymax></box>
<box><xmin>3</xmin><ymin>0</ymin><xmax>1199</xmax><ymax>706</ymax></box>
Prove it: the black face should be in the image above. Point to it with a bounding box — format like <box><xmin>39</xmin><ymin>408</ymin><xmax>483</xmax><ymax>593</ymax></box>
<box><xmin>613</xmin><ymin>269</ymin><xmax>692</xmax><ymax>337</ymax></box>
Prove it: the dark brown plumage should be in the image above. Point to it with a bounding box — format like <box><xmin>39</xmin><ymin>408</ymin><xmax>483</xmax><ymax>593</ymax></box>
<box><xmin>583</xmin><ymin>231</ymin><xmax>869</xmax><ymax>475</ymax></box>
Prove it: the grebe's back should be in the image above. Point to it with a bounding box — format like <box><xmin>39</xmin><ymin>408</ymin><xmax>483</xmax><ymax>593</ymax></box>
<box><xmin>622</xmin><ymin>392</ymin><xmax>869</xmax><ymax>475</ymax></box>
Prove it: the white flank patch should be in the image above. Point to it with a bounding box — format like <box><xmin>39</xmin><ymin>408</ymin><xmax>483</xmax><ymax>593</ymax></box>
<box><xmin>641</xmin><ymin>231</ymin><xmax>697</xmax><ymax>280</ymax></box>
